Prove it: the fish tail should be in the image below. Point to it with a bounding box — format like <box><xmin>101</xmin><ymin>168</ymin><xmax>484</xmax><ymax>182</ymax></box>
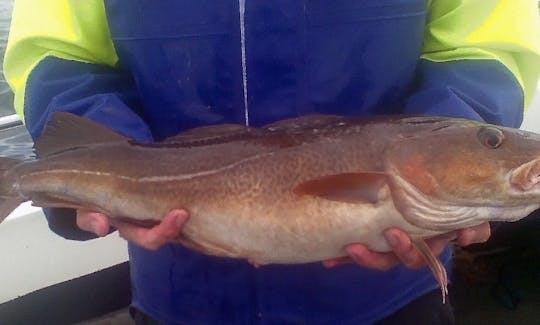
<box><xmin>0</xmin><ymin>157</ymin><xmax>24</xmax><ymax>223</ymax></box>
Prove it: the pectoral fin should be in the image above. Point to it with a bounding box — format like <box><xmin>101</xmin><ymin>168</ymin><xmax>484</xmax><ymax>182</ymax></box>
<box><xmin>411</xmin><ymin>239</ymin><xmax>448</xmax><ymax>303</ymax></box>
<box><xmin>293</xmin><ymin>172</ymin><xmax>388</xmax><ymax>204</ymax></box>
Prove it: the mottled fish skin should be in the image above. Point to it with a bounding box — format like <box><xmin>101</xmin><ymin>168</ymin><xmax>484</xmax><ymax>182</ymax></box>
<box><xmin>2</xmin><ymin>113</ymin><xmax>540</xmax><ymax>303</ymax></box>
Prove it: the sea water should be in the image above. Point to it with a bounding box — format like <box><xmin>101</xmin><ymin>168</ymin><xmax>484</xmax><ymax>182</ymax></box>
<box><xmin>0</xmin><ymin>0</ymin><xmax>13</xmax><ymax>118</ymax></box>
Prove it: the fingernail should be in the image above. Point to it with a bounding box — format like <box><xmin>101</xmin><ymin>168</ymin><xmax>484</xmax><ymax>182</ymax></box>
<box><xmin>349</xmin><ymin>252</ymin><xmax>362</xmax><ymax>265</ymax></box>
<box><xmin>384</xmin><ymin>231</ymin><xmax>399</xmax><ymax>247</ymax></box>
<box><xmin>462</xmin><ymin>229</ymin><xmax>475</xmax><ymax>244</ymax></box>
<box><xmin>176</xmin><ymin>214</ymin><xmax>188</xmax><ymax>228</ymax></box>
<box><xmin>446</xmin><ymin>232</ymin><xmax>458</xmax><ymax>242</ymax></box>
<box><xmin>346</xmin><ymin>247</ymin><xmax>364</xmax><ymax>265</ymax></box>
<box><xmin>90</xmin><ymin>219</ymin><xmax>102</xmax><ymax>236</ymax></box>
<box><xmin>323</xmin><ymin>260</ymin><xmax>337</xmax><ymax>268</ymax></box>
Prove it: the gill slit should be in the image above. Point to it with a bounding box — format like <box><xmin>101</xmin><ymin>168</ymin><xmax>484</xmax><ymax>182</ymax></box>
<box><xmin>391</xmin><ymin>174</ymin><xmax>480</xmax><ymax>231</ymax></box>
<box><xmin>393</xmin><ymin>172</ymin><xmax>540</xmax><ymax>232</ymax></box>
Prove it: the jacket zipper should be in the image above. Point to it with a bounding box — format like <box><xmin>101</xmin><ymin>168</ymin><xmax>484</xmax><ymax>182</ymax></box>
<box><xmin>239</xmin><ymin>0</ymin><xmax>250</xmax><ymax>126</ymax></box>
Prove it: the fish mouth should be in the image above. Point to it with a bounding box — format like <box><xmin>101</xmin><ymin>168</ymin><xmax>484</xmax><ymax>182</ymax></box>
<box><xmin>510</xmin><ymin>157</ymin><xmax>540</xmax><ymax>192</ymax></box>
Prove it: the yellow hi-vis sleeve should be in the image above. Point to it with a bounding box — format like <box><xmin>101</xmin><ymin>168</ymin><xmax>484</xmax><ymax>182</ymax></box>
<box><xmin>3</xmin><ymin>0</ymin><xmax>118</xmax><ymax>120</ymax></box>
<box><xmin>423</xmin><ymin>0</ymin><xmax>540</xmax><ymax>109</ymax></box>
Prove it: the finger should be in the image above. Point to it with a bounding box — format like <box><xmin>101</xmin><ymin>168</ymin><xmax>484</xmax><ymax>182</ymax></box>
<box><xmin>111</xmin><ymin>209</ymin><xmax>188</xmax><ymax>249</ymax></box>
<box><xmin>383</xmin><ymin>229</ymin><xmax>425</xmax><ymax>269</ymax></box>
<box><xmin>76</xmin><ymin>210</ymin><xmax>111</xmax><ymax>237</ymax></box>
<box><xmin>345</xmin><ymin>244</ymin><xmax>400</xmax><ymax>271</ymax></box>
<box><xmin>322</xmin><ymin>256</ymin><xmax>353</xmax><ymax>268</ymax></box>
<box><xmin>111</xmin><ymin>209</ymin><xmax>189</xmax><ymax>250</ymax></box>
<box><xmin>456</xmin><ymin>222</ymin><xmax>491</xmax><ymax>246</ymax></box>
<box><xmin>385</xmin><ymin>229</ymin><xmax>456</xmax><ymax>269</ymax></box>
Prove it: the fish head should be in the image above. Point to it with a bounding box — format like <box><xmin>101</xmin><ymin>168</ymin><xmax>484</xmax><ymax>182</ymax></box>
<box><xmin>384</xmin><ymin>117</ymin><xmax>540</xmax><ymax>229</ymax></box>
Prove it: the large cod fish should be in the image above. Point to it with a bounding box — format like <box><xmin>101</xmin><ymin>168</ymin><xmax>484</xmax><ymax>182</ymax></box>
<box><xmin>1</xmin><ymin>113</ymin><xmax>540</xmax><ymax>301</ymax></box>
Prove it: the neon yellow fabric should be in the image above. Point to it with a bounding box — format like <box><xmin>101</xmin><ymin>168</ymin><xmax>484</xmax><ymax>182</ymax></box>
<box><xmin>423</xmin><ymin>0</ymin><xmax>540</xmax><ymax>108</ymax></box>
<box><xmin>3</xmin><ymin>0</ymin><xmax>117</xmax><ymax>120</ymax></box>
<box><xmin>5</xmin><ymin>0</ymin><xmax>540</xmax><ymax>119</ymax></box>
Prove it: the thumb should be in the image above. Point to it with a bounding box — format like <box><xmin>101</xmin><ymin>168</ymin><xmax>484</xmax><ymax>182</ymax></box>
<box><xmin>111</xmin><ymin>209</ymin><xmax>190</xmax><ymax>250</ymax></box>
<box><xmin>76</xmin><ymin>210</ymin><xmax>111</xmax><ymax>237</ymax></box>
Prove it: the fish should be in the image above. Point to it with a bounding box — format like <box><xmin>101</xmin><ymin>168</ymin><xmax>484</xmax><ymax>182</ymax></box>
<box><xmin>2</xmin><ymin>112</ymin><xmax>540</xmax><ymax>302</ymax></box>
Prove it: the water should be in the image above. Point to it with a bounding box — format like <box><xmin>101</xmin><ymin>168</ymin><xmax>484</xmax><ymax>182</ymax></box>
<box><xmin>0</xmin><ymin>1</ymin><xmax>32</xmax><ymax>158</ymax></box>
<box><xmin>0</xmin><ymin>0</ymin><xmax>13</xmax><ymax>117</ymax></box>
<box><xmin>0</xmin><ymin>124</ymin><xmax>33</xmax><ymax>159</ymax></box>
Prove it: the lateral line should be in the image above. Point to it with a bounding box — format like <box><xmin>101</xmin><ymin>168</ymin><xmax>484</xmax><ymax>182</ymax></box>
<box><xmin>22</xmin><ymin>153</ymin><xmax>273</xmax><ymax>183</ymax></box>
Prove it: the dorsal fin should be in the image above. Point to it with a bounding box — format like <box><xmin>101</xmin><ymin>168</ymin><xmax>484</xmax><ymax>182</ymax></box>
<box><xmin>35</xmin><ymin>112</ymin><xmax>127</xmax><ymax>157</ymax></box>
<box><xmin>171</xmin><ymin>123</ymin><xmax>249</xmax><ymax>139</ymax></box>
<box><xmin>161</xmin><ymin>123</ymin><xmax>254</xmax><ymax>147</ymax></box>
<box><xmin>263</xmin><ymin>114</ymin><xmax>343</xmax><ymax>132</ymax></box>
<box><xmin>159</xmin><ymin>115</ymin><xmax>343</xmax><ymax>147</ymax></box>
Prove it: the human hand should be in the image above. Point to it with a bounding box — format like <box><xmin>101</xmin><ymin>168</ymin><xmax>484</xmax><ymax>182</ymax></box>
<box><xmin>323</xmin><ymin>222</ymin><xmax>491</xmax><ymax>270</ymax></box>
<box><xmin>76</xmin><ymin>209</ymin><xmax>190</xmax><ymax>250</ymax></box>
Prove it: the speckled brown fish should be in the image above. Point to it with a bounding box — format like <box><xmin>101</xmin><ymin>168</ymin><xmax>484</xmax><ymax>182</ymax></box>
<box><xmin>2</xmin><ymin>112</ymin><xmax>540</xmax><ymax>302</ymax></box>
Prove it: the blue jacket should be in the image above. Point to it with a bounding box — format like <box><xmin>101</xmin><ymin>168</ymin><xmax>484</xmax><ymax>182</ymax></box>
<box><xmin>6</xmin><ymin>0</ymin><xmax>538</xmax><ymax>324</ymax></box>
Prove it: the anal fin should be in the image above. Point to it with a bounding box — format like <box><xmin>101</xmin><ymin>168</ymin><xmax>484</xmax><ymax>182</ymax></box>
<box><xmin>30</xmin><ymin>193</ymin><xmax>95</xmax><ymax>211</ymax></box>
<box><xmin>0</xmin><ymin>197</ymin><xmax>24</xmax><ymax>223</ymax></box>
<box><xmin>411</xmin><ymin>239</ymin><xmax>449</xmax><ymax>304</ymax></box>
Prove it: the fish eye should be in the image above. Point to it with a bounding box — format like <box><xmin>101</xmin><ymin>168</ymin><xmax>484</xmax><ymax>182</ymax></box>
<box><xmin>477</xmin><ymin>126</ymin><xmax>504</xmax><ymax>149</ymax></box>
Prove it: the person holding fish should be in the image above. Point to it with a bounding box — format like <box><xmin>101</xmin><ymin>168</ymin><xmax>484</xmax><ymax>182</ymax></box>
<box><xmin>4</xmin><ymin>0</ymin><xmax>540</xmax><ymax>324</ymax></box>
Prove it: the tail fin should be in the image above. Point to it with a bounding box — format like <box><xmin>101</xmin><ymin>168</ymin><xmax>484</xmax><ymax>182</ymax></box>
<box><xmin>0</xmin><ymin>157</ymin><xmax>24</xmax><ymax>223</ymax></box>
